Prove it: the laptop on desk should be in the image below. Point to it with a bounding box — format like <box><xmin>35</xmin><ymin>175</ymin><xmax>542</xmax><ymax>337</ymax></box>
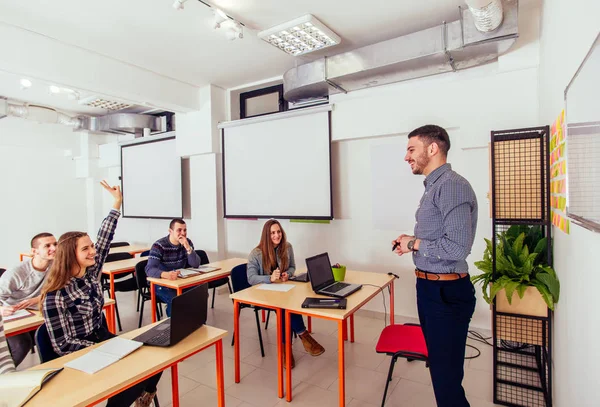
<box><xmin>133</xmin><ymin>284</ymin><xmax>208</xmax><ymax>347</ymax></box>
<box><xmin>306</xmin><ymin>253</ymin><xmax>362</xmax><ymax>298</ymax></box>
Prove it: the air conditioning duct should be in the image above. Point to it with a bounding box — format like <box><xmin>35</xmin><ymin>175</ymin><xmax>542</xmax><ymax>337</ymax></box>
<box><xmin>283</xmin><ymin>0</ymin><xmax>518</xmax><ymax>102</ymax></box>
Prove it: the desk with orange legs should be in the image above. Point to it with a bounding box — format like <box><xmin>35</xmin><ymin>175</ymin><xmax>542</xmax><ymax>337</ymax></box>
<box><xmin>147</xmin><ymin>258</ymin><xmax>247</xmax><ymax>322</ymax></box>
<box><xmin>4</xmin><ymin>298</ymin><xmax>117</xmax><ymax>337</ymax></box>
<box><xmin>230</xmin><ymin>269</ymin><xmax>395</xmax><ymax>406</ymax></box>
<box><xmin>25</xmin><ymin>323</ymin><xmax>228</xmax><ymax>407</ymax></box>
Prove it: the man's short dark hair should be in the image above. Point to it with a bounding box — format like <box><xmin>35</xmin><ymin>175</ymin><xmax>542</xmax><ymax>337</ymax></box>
<box><xmin>31</xmin><ymin>233</ymin><xmax>54</xmax><ymax>249</ymax></box>
<box><xmin>408</xmin><ymin>124</ymin><xmax>451</xmax><ymax>155</ymax></box>
<box><xmin>169</xmin><ymin>218</ymin><xmax>186</xmax><ymax>230</ymax></box>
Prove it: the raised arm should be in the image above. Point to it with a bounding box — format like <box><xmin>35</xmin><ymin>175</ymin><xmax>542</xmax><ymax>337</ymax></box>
<box><xmin>42</xmin><ymin>293</ymin><xmax>95</xmax><ymax>355</ymax></box>
<box><xmin>184</xmin><ymin>239</ymin><xmax>201</xmax><ymax>268</ymax></box>
<box><xmin>90</xmin><ymin>181</ymin><xmax>122</xmax><ymax>278</ymax></box>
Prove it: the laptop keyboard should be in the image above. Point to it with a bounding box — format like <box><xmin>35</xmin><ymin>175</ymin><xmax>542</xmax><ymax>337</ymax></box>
<box><xmin>146</xmin><ymin>327</ymin><xmax>171</xmax><ymax>345</ymax></box>
<box><xmin>326</xmin><ymin>282</ymin><xmax>349</xmax><ymax>293</ymax></box>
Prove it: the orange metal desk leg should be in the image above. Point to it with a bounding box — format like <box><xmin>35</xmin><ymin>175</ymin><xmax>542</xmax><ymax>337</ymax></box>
<box><xmin>262</xmin><ymin>309</ymin><xmax>266</xmax><ymax>322</ymax></box>
<box><xmin>285</xmin><ymin>310</ymin><xmax>293</xmax><ymax>402</ymax></box>
<box><xmin>390</xmin><ymin>280</ymin><xmax>395</xmax><ymax>325</ymax></box>
<box><xmin>177</xmin><ymin>287</ymin><xmax>183</xmax><ymax>295</ymax></box>
<box><xmin>350</xmin><ymin>315</ymin><xmax>355</xmax><ymax>343</ymax></box>
<box><xmin>307</xmin><ymin>316</ymin><xmax>312</xmax><ymax>333</ymax></box>
<box><xmin>338</xmin><ymin>319</ymin><xmax>346</xmax><ymax>407</ymax></box>
<box><xmin>19</xmin><ymin>254</ymin><xmax>24</xmax><ymax>261</ymax></box>
<box><xmin>215</xmin><ymin>340</ymin><xmax>225</xmax><ymax>407</ymax></box>
<box><xmin>342</xmin><ymin>319</ymin><xmax>348</xmax><ymax>341</ymax></box>
<box><xmin>171</xmin><ymin>364</ymin><xmax>180</xmax><ymax>407</ymax></box>
<box><xmin>110</xmin><ymin>274</ymin><xmax>115</xmax><ymax>300</ymax></box>
<box><xmin>105</xmin><ymin>304</ymin><xmax>116</xmax><ymax>334</ymax></box>
<box><xmin>276</xmin><ymin>308</ymin><xmax>283</xmax><ymax>398</ymax></box>
<box><xmin>234</xmin><ymin>300</ymin><xmax>241</xmax><ymax>383</ymax></box>
<box><xmin>150</xmin><ymin>282</ymin><xmax>157</xmax><ymax>323</ymax></box>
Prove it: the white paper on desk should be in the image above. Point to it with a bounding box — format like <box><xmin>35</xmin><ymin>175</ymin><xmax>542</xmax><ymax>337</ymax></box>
<box><xmin>3</xmin><ymin>309</ymin><xmax>33</xmax><ymax>322</ymax></box>
<box><xmin>256</xmin><ymin>284</ymin><xmax>295</xmax><ymax>292</ymax></box>
<box><xmin>65</xmin><ymin>338</ymin><xmax>143</xmax><ymax>374</ymax></box>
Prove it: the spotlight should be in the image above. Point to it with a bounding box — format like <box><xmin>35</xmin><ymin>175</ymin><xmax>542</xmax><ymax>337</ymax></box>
<box><xmin>225</xmin><ymin>22</ymin><xmax>243</xmax><ymax>40</ymax></box>
<box><xmin>213</xmin><ymin>8</ymin><xmax>229</xmax><ymax>29</ymax></box>
<box><xmin>172</xmin><ymin>0</ymin><xmax>187</xmax><ymax>10</ymax></box>
<box><xmin>20</xmin><ymin>78</ymin><xmax>32</xmax><ymax>89</ymax></box>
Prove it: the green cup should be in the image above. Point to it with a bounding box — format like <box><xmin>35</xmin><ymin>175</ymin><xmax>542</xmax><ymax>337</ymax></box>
<box><xmin>332</xmin><ymin>265</ymin><xmax>347</xmax><ymax>282</ymax></box>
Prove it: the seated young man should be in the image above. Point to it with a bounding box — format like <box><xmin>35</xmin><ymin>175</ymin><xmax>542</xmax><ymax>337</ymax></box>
<box><xmin>0</xmin><ymin>233</ymin><xmax>56</xmax><ymax>367</ymax></box>
<box><xmin>145</xmin><ymin>219</ymin><xmax>201</xmax><ymax>316</ymax></box>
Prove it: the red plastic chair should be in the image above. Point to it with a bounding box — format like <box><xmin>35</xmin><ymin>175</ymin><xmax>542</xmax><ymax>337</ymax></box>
<box><xmin>375</xmin><ymin>323</ymin><xmax>429</xmax><ymax>406</ymax></box>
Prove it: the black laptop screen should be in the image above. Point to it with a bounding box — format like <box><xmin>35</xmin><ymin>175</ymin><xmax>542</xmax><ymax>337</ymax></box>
<box><xmin>306</xmin><ymin>253</ymin><xmax>335</xmax><ymax>291</ymax></box>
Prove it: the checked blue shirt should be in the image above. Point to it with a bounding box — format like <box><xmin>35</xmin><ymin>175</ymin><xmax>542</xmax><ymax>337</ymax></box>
<box><xmin>413</xmin><ymin>164</ymin><xmax>478</xmax><ymax>274</ymax></box>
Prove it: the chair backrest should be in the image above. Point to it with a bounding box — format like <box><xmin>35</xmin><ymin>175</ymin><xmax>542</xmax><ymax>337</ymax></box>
<box><xmin>141</xmin><ymin>250</ymin><xmax>150</xmax><ymax>257</ymax></box>
<box><xmin>109</xmin><ymin>242</ymin><xmax>130</xmax><ymax>248</ymax></box>
<box><xmin>105</xmin><ymin>252</ymin><xmax>134</xmax><ymax>263</ymax></box>
<box><xmin>35</xmin><ymin>323</ymin><xmax>60</xmax><ymax>363</ymax></box>
<box><xmin>0</xmin><ymin>268</ymin><xmax>5</xmax><ymax>277</ymax></box>
<box><xmin>230</xmin><ymin>264</ymin><xmax>250</xmax><ymax>293</ymax></box>
<box><xmin>195</xmin><ymin>250</ymin><xmax>210</xmax><ymax>266</ymax></box>
<box><xmin>135</xmin><ymin>259</ymin><xmax>150</xmax><ymax>290</ymax></box>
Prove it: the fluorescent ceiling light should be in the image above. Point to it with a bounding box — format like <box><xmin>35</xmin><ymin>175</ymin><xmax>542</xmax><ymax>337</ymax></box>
<box><xmin>257</xmin><ymin>14</ymin><xmax>341</xmax><ymax>56</ymax></box>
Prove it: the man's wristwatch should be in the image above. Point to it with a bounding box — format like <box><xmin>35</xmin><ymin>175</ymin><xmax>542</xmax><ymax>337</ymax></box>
<box><xmin>186</xmin><ymin>248</ymin><xmax>193</xmax><ymax>255</ymax></box>
<box><xmin>407</xmin><ymin>239</ymin><xmax>416</xmax><ymax>251</ymax></box>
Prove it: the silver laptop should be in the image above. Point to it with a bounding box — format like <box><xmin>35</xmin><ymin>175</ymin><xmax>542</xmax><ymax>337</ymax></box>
<box><xmin>306</xmin><ymin>253</ymin><xmax>362</xmax><ymax>298</ymax></box>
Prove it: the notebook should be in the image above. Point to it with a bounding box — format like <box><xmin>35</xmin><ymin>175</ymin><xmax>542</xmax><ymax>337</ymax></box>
<box><xmin>64</xmin><ymin>337</ymin><xmax>143</xmax><ymax>374</ymax></box>
<box><xmin>302</xmin><ymin>297</ymin><xmax>347</xmax><ymax>309</ymax></box>
<box><xmin>3</xmin><ymin>309</ymin><xmax>34</xmax><ymax>322</ymax></box>
<box><xmin>179</xmin><ymin>266</ymin><xmax>221</xmax><ymax>278</ymax></box>
<box><xmin>0</xmin><ymin>367</ymin><xmax>63</xmax><ymax>407</ymax></box>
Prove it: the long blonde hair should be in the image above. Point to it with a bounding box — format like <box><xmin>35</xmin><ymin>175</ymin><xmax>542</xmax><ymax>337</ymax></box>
<box><xmin>256</xmin><ymin>220</ymin><xmax>289</xmax><ymax>273</ymax></box>
<box><xmin>40</xmin><ymin>231</ymin><xmax>88</xmax><ymax>306</ymax></box>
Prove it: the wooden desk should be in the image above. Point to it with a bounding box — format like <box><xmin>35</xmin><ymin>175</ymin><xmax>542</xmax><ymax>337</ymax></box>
<box><xmin>19</xmin><ymin>244</ymin><xmax>150</xmax><ymax>261</ymax></box>
<box><xmin>25</xmin><ymin>323</ymin><xmax>228</xmax><ymax>407</ymax></box>
<box><xmin>4</xmin><ymin>298</ymin><xmax>117</xmax><ymax>337</ymax></box>
<box><xmin>147</xmin><ymin>258</ymin><xmax>247</xmax><ymax>323</ymax></box>
<box><xmin>108</xmin><ymin>244</ymin><xmax>150</xmax><ymax>256</ymax></box>
<box><xmin>230</xmin><ymin>269</ymin><xmax>395</xmax><ymax>406</ymax></box>
<box><xmin>102</xmin><ymin>256</ymin><xmax>148</xmax><ymax>300</ymax></box>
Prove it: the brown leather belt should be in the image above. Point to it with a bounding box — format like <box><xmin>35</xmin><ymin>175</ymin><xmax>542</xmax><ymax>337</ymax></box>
<box><xmin>415</xmin><ymin>270</ymin><xmax>469</xmax><ymax>281</ymax></box>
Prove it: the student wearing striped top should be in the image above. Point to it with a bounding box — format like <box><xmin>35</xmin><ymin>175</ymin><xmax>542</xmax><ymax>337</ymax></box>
<box><xmin>0</xmin><ymin>314</ymin><xmax>15</xmax><ymax>375</ymax></box>
<box><xmin>145</xmin><ymin>219</ymin><xmax>201</xmax><ymax>316</ymax></box>
<box><xmin>41</xmin><ymin>181</ymin><xmax>162</xmax><ymax>407</ymax></box>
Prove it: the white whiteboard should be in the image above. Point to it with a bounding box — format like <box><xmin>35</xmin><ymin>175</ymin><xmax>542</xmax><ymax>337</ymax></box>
<box><xmin>121</xmin><ymin>137</ymin><xmax>183</xmax><ymax>219</ymax></box>
<box><xmin>565</xmin><ymin>32</ymin><xmax>600</xmax><ymax>232</ymax></box>
<box><xmin>222</xmin><ymin>109</ymin><xmax>332</xmax><ymax>219</ymax></box>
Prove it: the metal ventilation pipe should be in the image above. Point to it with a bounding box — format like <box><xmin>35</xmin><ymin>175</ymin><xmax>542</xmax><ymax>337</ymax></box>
<box><xmin>2</xmin><ymin>101</ymin><xmax>82</xmax><ymax>129</ymax></box>
<box><xmin>465</xmin><ymin>0</ymin><xmax>503</xmax><ymax>32</ymax></box>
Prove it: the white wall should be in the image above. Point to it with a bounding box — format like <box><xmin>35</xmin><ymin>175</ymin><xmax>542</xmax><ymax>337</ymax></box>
<box><xmin>224</xmin><ymin>2</ymin><xmax>542</xmax><ymax>329</ymax></box>
<box><xmin>538</xmin><ymin>1</ymin><xmax>600</xmax><ymax>406</ymax></box>
<box><xmin>0</xmin><ymin>117</ymin><xmax>87</xmax><ymax>266</ymax></box>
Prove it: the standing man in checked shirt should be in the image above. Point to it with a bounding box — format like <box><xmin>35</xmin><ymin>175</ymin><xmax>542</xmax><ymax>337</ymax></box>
<box><xmin>393</xmin><ymin>125</ymin><xmax>478</xmax><ymax>407</ymax></box>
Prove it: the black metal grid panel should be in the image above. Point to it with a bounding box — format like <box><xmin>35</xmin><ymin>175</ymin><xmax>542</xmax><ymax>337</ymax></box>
<box><xmin>490</xmin><ymin>126</ymin><xmax>552</xmax><ymax>407</ymax></box>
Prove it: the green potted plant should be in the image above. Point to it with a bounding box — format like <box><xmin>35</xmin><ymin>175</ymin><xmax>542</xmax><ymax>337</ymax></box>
<box><xmin>472</xmin><ymin>225</ymin><xmax>560</xmax><ymax>316</ymax></box>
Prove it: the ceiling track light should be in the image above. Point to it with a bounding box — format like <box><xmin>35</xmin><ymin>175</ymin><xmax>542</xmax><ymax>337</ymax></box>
<box><xmin>213</xmin><ymin>8</ymin><xmax>229</xmax><ymax>29</ymax></box>
<box><xmin>225</xmin><ymin>22</ymin><xmax>243</xmax><ymax>40</ymax></box>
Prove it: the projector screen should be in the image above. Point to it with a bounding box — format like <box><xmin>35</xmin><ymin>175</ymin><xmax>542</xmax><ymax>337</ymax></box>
<box><xmin>222</xmin><ymin>107</ymin><xmax>332</xmax><ymax>219</ymax></box>
<box><xmin>121</xmin><ymin>136</ymin><xmax>183</xmax><ymax>219</ymax></box>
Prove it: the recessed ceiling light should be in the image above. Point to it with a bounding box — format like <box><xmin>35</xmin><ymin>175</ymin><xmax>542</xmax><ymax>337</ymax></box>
<box><xmin>172</xmin><ymin>0</ymin><xmax>187</xmax><ymax>10</ymax></box>
<box><xmin>49</xmin><ymin>85</ymin><xmax>61</xmax><ymax>94</ymax></box>
<box><xmin>20</xmin><ymin>78</ymin><xmax>32</xmax><ymax>89</ymax></box>
<box><xmin>257</xmin><ymin>14</ymin><xmax>341</xmax><ymax>56</ymax></box>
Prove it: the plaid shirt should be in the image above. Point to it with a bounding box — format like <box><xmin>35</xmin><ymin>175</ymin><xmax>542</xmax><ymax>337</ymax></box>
<box><xmin>42</xmin><ymin>209</ymin><xmax>119</xmax><ymax>355</ymax></box>
<box><xmin>413</xmin><ymin>164</ymin><xmax>478</xmax><ymax>274</ymax></box>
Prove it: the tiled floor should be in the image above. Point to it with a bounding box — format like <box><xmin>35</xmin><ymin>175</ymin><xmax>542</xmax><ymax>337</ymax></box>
<box><xmin>18</xmin><ymin>289</ymin><xmax>502</xmax><ymax>406</ymax></box>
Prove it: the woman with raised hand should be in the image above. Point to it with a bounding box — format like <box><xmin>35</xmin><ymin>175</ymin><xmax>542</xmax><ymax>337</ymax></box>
<box><xmin>247</xmin><ymin>219</ymin><xmax>325</xmax><ymax>369</ymax></box>
<box><xmin>41</xmin><ymin>181</ymin><xmax>161</xmax><ymax>407</ymax></box>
